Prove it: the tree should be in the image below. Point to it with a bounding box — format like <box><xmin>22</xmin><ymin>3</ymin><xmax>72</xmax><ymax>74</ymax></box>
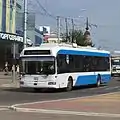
<box><xmin>72</xmin><ymin>30</ymin><xmax>85</xmax><ymax>46</ymax></box>
<box><xmin>61</xmin><ymin>29</ymin><xmax>94</xmax><ymax>46</ymax></box>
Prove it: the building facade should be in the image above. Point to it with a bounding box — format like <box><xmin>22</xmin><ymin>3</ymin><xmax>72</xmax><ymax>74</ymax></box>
<box><xmin>27</xmin><ymin>28</ymin><xmax>43</xmax><ymax>46</ymax></box>
<box><xmin>0</xmin><ymin>0</ymin><xmax>24</xmax><ymax>70</ymax></box>
<box><xmin>27</xmin><ymin>13</ymin><xmax>43</xmax><ymax>46</ymax></box>
<box><xmin>0</xmin><ymin>0</ymin><xmax>42</xmax><ymax>70</ymax></box>
<box><xmin>0</xmin><ymin>0</ymin><xmax>16</xmax><ymax>33</ymax></box>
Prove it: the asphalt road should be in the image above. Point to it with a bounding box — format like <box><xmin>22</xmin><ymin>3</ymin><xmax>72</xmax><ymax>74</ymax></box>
<box><xmin>0</xmin><ymin>110</ymin><xmax>120</xmax><ymax>120</ymax></box>
<box><xmin>0</xmin><ymin>77</ymin><xmax>120</xmax><ymax>106</ymax></box>
<box><xmin>0</xmin><ymin>77</ymin><xmax>120</xmax><ymax>120</ymax></box>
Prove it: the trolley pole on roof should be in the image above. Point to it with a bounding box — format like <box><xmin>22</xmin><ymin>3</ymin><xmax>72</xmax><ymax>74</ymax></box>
<box><xmin>23</xmin><ymin>0</ymin><xmax>28</xmax><ymax>49</ymax></box>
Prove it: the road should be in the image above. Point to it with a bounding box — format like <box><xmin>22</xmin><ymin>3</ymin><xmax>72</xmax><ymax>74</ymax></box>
<box><xmin>0</xmin><ymin>76</ymin><xmax>120</xmax><ymax>120</ymax></box>
<box><xmin>0</xmin><ymin>111</ymin><xmax>120</xmax><ymax>120</ymax></box>
<box><xmin>0</xmin><ymin>77</ymin><xmax>119</xmax><ymax>106</ymax></box>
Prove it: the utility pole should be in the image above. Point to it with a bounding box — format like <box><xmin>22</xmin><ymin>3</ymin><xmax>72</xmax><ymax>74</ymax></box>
<box><xmin>12</xmin><ymin>41</ymin><xmax>16</xmax><ymax>82</ymax></box>
<box><xmin>71</xmin><ymin>18</ymin><xmax>74</xmax><ymax>43</ymax></box>
<box><xmin>65</xmin><ymin>18</ymin><xmax>68</xmax><ymax>43</ymax></box>
<box><xmin>57</xmin><ymin>16</ymin><xmax>60</xmax><ymax>44</ymax></box>
<box><xmin>23</xmin><ymin>0</ymin><xmax>28</xmax><ymax>49</ymax></box>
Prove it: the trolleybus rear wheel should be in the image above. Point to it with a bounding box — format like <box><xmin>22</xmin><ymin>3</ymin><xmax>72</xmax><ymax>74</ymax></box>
<box><xmin>96</xmin><ymin>75</ymin><xmax>101</xmax><ymax>87</ymax></box>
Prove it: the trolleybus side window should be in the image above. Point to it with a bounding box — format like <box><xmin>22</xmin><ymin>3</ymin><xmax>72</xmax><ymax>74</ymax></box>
<box><xmin>84</xmin><ymin>56</ymin><xmax>110</xmax><ymax>72</ymax></box>
<box><xmin>57</xmin><ymin>54</ymin><xmax>69</xmax><ymax>73</ymax></box>
<box><xmin>97</xmin><ymin>57</ymin><xmax>110</xmax><ymax>71</ymax></box>
<box><xmin>57</xmin><ymin>54</ymin><xmax>84</xmax><ymax>73</ymax></box>
<box><xmin>73</xmin><ymin>55</ymin><xmax>84</xmax><ymax>72</ymax></box>
<box><xmin>57</xmin><ymin>54</ymin><xmax>110</xmax><ymax>73</ymax></box>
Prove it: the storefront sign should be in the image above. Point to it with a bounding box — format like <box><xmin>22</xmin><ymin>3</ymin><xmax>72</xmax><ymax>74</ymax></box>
<box><xmin>0</xmin><ymin>32</ymin><xmax>33</xmax><ymax>45</ymax></box>
<box><xmin>0</xmin><ymin>33</ymin><xmax>23</xmax><ymax>42</ymax></box>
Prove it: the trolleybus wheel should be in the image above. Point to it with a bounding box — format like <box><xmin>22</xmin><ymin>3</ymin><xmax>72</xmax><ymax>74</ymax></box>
<box><xmin>66</xmin><ymin>77</ymin><xmax>73</xmax><ymax>91</ymax></box>
<box><xmin>96</xmin><ymin>75</ymin><xmax>101</xmax><ymax>87</ymax></box>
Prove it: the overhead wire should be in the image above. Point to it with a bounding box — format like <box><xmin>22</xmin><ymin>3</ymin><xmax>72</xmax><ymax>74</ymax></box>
<box><xmin>35</xmin><ymin>0</ymin><xmax>56</xmax><ymax>19</ymax></box>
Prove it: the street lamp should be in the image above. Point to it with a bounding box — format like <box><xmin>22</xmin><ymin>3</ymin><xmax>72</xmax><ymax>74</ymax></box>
<box><xmin>23</xmin><ymin>0</ymin><xmax>28</xmax><ymax>49</ymax></box>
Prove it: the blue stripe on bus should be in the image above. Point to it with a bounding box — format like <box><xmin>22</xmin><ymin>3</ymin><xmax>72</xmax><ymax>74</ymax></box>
<box><xmin>57</xmin><ymin>50</ymin><xmax>110</xmax><ymax>57</ymax></box>
<box><xmin>75</xmin><ymin>74</ymin><xmax>111</xmax><ymax>86</ymax></box>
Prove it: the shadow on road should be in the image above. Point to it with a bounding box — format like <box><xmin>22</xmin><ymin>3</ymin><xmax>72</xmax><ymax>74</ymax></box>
<box><xmin>2</xmin><ymin>84</ymin><xmax>107</xmax><ymax>94</ymax></box>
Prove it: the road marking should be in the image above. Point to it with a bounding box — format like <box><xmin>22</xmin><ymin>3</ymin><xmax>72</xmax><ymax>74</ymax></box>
<box><xmin>0</xmin><ymin>106</ymin><xmax>9</xmax><ymax>108</ymax></box>
<box><xmin>0</xmin><ymin>105</ymin><xmax>10</xmax><ymax>111</ymax></box>
<box><xmin>10</xmin><ymin>107</ymin><xmax>120</xmax><ymax>118</ymax></box>
<box><xmin>0</xmin><ymin>108</ymin><xmax>8</xmax><ymax>111</ymax></box>
<box><xmin>0</xmin><ymin>106</ymin><xmax>11</xmax><ymax>110</ymax></box>
<box><xmin>0</xmin><ymin>106</ymin><xmax>9</xmax><ymax>111</ymax></box>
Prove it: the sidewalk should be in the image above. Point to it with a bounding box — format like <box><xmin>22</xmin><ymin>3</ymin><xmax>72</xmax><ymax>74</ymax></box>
<box><xmin>0</xmin><ymin>72</ymin><xmax>19</xmax><ymax>88</ymax></box>
<box><xmin>11</xmin><ymin>92</ymin><xmax>120</xmax><ymax>118</ymax></box>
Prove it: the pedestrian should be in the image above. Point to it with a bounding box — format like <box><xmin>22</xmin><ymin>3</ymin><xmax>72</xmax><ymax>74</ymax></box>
<box><xmin>11</xmin><ymin>65</ymin><xmax>14</xmax><ymax>75</ymax></box>
<box><xmin>16</xmin><ymin>65</ymin><xmax>19</xmax><ymax>74</ymax></box>
<box><xmin>4</xmin><ymin>62</ymin><xmax>9</xmax><ymax>75</ymax></box>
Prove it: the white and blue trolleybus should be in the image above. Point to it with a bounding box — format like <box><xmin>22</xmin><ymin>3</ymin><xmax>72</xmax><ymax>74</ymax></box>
<box><xmin>19</xmin><ymin>43</ymin><xmax>111</xmax><ymax>91</ymax></box>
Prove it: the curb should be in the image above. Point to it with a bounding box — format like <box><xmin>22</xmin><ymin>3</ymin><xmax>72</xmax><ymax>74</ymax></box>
<box><xmin>9</xmin><ymin>106</ymin><xmax>120</xmax><ymax>118</ymax></box>
<box><xmin>9</xmin><ymin>106</ymin><xmax>17</xmax><ymax>111</ymax></box>
<box><xmin>9</xmin><ymin>91</ymin><xmax>120</xmax><ymax>118</ymax></box>
<box><xmin>11</xmin><ymin>91</ymin><xmax>120</xmax><ymax>107</ymax></box>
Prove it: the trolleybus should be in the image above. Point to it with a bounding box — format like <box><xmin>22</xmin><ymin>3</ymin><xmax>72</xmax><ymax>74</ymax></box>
<box><xmin>19</xmin><ymin>43</ymin><xmax>111</xmax><ymax>91</ymax></box>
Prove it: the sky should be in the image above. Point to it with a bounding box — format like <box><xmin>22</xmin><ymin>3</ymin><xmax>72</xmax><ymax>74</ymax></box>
<box><xmin>29</xmin><ymin>0</ymin><xmax>120</xmax><ymax>52</ymax></box>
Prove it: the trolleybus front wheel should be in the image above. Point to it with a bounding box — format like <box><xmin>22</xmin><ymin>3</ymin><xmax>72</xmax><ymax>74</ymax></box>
<box><xmin>66</xmin><ymin>77</ymin><xmax>73</xmax><ymax>91</ymax></box>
